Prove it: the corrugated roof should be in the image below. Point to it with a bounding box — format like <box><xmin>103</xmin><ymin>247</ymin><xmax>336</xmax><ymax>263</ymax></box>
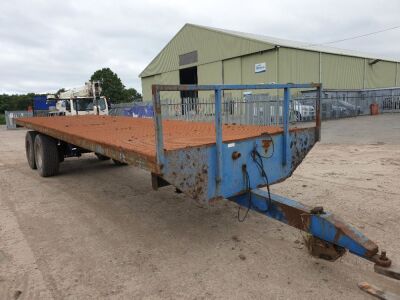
<box><xmin>192</xmin><ymin>24</ymin><xmax>400</xmax><ymax>63</ymax></box>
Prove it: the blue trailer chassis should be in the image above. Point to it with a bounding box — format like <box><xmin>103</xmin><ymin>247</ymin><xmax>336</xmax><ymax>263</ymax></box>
<box><xmin>151</xmin><ymin>83</ymin><xmax>399</xmax><ymax>280</ymax></box>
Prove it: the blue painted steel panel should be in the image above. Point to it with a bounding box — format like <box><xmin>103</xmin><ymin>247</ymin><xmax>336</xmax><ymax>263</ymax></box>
<box><xmin>123</xmin><ymin>103</ymin><xmax>154</xmax><ymax>118</ymax></box>
<box><xmin>154</xmin><ymin>83</ymin><xmax>321</xmax><ymax>202</ymax></box>
<box><xmin>161</xmin><ymin>128</ymin><xmax>316</xmax><ymax>202</ymax></box>
<box><xmin>229</xmin><ymin>189</ymin><xmax>377</xmax><ymax>260</ymax></box>
<box><xmin>309</xmin><ymin>215</ymin><xmax>369</xmax><ymax>257</ymax></box>
<box><xmin>34</xmin><ymin>95</ymin><xmax>55</xmax><ymax>110</ymax></box>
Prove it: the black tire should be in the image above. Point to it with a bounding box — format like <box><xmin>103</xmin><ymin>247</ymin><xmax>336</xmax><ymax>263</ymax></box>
<box><xmin>95</xmin><ymin>153</ymin><xmax>110</xmax><ymax>161</ymax></box>
<box><xmin>112</xmin><ymin>159</ymin><xmax>127</xmax><ymax>166</ymax></box>
<box><xmin>34</xmin><ymin>134</ymin><xmax>60</xmax><ymax>177</ymax></box>
<box><xmin>25</xmin><ymin>131</ymin><xmax>38</xmax><ymax>169</ymax></box>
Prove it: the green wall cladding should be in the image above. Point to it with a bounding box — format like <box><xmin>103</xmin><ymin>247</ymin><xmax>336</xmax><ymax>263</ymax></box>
<box><xmin>278</xmin><ymin>48</ymin><xmax>319</xmax><ymax>84</ymax></box>
<box><xmin>140</xmin><ymin>24</ymin><xmax>273</xmax><ymax>78</ymax></box>
<box><xmin>365</xmin><ymin>60</ymin><xmax>396</xmax><ymax>88</ymax></box>
<box><xmin>141</xmin><ymin>25</ymin><xmax>399</xmax><ymax>101</ymax></box>
<box><xmin>321</xmin><ymin>53</ymin><xmax>364</xmax><ymax>89</ymax></box>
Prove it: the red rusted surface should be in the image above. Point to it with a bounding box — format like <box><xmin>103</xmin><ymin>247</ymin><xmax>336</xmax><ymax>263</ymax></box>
<box><xmin>261</xmin><ymin>140</ymin><xmax>272</xmax><ymax>151</ymax></box>
<box><xmin>16</xmin><ymin>115</ymin><xmax>287</xmax><ymax>160</ymax></box>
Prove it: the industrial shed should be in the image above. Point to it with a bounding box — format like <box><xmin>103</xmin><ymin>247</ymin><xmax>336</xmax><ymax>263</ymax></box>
<box><xmin>140</xmin><ymin>23</ymin><xmax>400</xmax><ymax>101</ymax></box>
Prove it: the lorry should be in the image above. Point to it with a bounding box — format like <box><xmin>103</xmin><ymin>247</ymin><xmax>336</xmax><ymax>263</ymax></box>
<box><xmin>47</xmin><ymin>81</ymin><xmax>109</xmax><ymax>116</ymax></box>
<box><xmin>16</xmin><ymin>83</ymin><xmax>399</xmax><ymax>289</ymax></box>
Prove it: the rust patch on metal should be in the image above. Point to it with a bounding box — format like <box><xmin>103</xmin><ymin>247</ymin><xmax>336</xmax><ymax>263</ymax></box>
<box><xmin>370</xmin><ymin>252</ymin><xmax>392</xmax><ymax>267</ymax></box>
<box><xmin>162</xmin><ymin>147</ymin><xmax>210</xmax><ymax>203</ymax></box>
<box><xmin>15</xmin><ymin>115</ymin><xmax>315</xmax><ymax>203</ymax></box>
<box><xmin>310</xmin><ymin>206</ymin><xmax>324</xmax><ymax>214</ymax></box>
<box><xmin>207</xmin><ymin>196</ymin><xmax>224</xmax><ymax>205</ymax></box>
<box><xmin>290</xmin><ymin>128</ymin><xmax>316</xmax><ymax>176</ymax></box>
<box><xmin>324</xmin><ymin>214</ymin><xmax>378</xmax><ymax>258</ymax></box>
<box><xmin>16</xmin><ymin>117</ymin><xmax>158</xmax><ymax>172</ymax></box>
<box><xmin>273</xmin><ymin>201</ymin><xmax>312</xmax><ymax>231</ymax></box>
<box><xmin>16</xmin><ymin>115</ymin><xmax>288</xmax><ymax>156</ymax></box>
<box><xmin>305</xmin><ymin>236</ymin><xmax>346</xmax><ymax>261</ymax></box>
<box><xmin>231</xmin><ymin>151</ymin><xmax>241</xmax><ymax>160</ymax></box>
<box><xmin>270</xmin><ymin>195</ymin><xmax>379</xmax><ymax>259</ymax></box>
<box><xmin>261</xmin><ymin>140</ymin><xmax>271</xmax><ymax>152</ymax></box>
<box><xmin>15</xmin><ymin>115</ymin><xmax>296</xmax><ymax>177</ymax></box>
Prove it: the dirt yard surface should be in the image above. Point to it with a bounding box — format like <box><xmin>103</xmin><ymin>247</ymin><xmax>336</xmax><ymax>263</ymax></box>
<box><xmin>0</xmin><ymin>114</ymin><xmax>399</xmax><ymax>299</ymax></box>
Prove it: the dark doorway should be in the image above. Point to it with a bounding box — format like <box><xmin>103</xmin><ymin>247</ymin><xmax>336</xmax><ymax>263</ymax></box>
<box><xmin>179</xmin><ymin>66</ymin><xmax>198</xmax><ymax>115</ymax></box>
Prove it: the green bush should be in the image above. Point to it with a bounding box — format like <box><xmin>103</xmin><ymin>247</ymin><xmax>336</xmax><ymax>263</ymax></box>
<box><xmin>0</xmin><ymin>114</ymin><xmax>5</xmax><ymax>125</ymax></box>
<box><xmin>0</xmin><ymin>93</ymin><xmax>34</xmax><ymax>114</ymax></box>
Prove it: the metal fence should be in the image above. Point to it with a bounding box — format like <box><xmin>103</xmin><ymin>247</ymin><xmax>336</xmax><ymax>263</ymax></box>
<box><xmin>161</xmin><ymin>96</ymin><xmax>291</xmax><ymax>126</ymax></box>
<box><xmin>302</xmin><ymin>88</ymin><xmax>400</xmax><ymax>118</ymax></box>
<box><xmin>5</xmin><ymin>110</ymin><xmax>33</xmax><ymax>129</ymax></box>
<box><xmin>5</xmin><ymin>91</ymin><xmax>399</xmax><ymax>129</ymax></box>
<box><xmin>109</xmin><ymin>102</ymin><xmax>153</xmax><ymax>118</ymax></box>
<box><xmin>108</xmin><ymin>102</ymin><xmax>132</xmax><ymax>116</ymax></box>
<box><xmin>33</xmin><ymin>110</ymin><xmax>51</xmax><ymax>117</ymax></box>
<box><xmin>305</xmin><ymin>94</ymin><xmax>400</xmax><ymax>120</ymax></box>
<box><xmin>160</xmin><ymin>93</ymin><xmax>400</xmax><ymax>126</ymax></box>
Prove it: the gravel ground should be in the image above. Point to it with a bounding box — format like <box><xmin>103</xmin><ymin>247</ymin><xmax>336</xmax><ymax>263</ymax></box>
<box><xmin>0</xmin><ymin>114</ymin><xmax>399</xmax><ymax>299</ymax></box>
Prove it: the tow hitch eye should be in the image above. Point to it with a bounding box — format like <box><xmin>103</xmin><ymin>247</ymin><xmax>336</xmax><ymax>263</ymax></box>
<box><xmin>371</xmin><ymin>250</ymin><xmax>392</xmax><ymax>267</ymax></box>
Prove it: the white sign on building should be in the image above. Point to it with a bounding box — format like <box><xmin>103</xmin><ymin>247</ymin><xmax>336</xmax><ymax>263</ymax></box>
<box><xmin>255</xmin><ymin>62</ymin><xmax>266</xmax><ymax>73</ymax></box>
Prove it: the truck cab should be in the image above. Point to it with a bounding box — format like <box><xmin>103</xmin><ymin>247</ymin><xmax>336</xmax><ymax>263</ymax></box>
<box><xmin>47</xmin><ymin>81</ymin><xmax>109</xmax><ymax>116</ymax></box>
<box><xmin>49</xmin><ymin>97</ymin><xmax>109</xmax><ymax>116</ymax></box>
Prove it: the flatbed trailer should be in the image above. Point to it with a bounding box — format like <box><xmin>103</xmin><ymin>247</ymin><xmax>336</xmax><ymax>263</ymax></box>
<box><xmin>16</xmin><ymin>83</ymin><xmax>399</xmax><ymax>284</ymax></box>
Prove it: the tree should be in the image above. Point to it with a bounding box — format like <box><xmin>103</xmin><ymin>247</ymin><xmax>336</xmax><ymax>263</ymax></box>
<box><xmin>90</xmin><ymin>68</ymin><xmax>126</xmax><ymax>103</ymax></box>
<box><xmin>124</xmin><ymin>88</ymin><xmax>142</xmax><ymax>102</ymax></box>
<box><xmin>0</xmin><ymin>93</ymin><xmax>34</xmax><ymax>113</ymax></box>
<box><xmin>90</xmin><ymin>68</ymin><xmax>141</xmax><ymax>103</ymax></box>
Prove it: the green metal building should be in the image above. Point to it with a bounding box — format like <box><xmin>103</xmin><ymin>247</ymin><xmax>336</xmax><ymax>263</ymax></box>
<box><xmin>140</xmin><ymin>23</ymin><xmax>400</xmax><ymax>101</ymax></box>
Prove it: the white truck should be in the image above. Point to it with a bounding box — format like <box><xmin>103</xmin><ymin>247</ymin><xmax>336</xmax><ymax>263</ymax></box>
<box><xmin>293</xmin><ymin>100</ymin><xmax>315</xmax><ymax>121</ymax></box>
<box><xmin>47</xmin><ymin>81</ymin><xmax>109</xmax><ymax>116</ymax></box>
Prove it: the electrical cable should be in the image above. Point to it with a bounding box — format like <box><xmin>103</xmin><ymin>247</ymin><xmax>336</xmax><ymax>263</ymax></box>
<box><xmin>237</xmin><ymin>142</ymin><xmax>275</xmax><ymax>222</ymax></box>
<box><xmin>307</xmin><ymin>25</ymin><xmax>400</xmax><ymax>47</ymax></box>
<box><xmin>251</xmin><ymin>149</ymin><xmax>272</xmax><ymax>209</ymax></box>
<box><xmin>237</xmin><ymin>166</ymin><xmax>251</xmax><ymax>222</ymax></box>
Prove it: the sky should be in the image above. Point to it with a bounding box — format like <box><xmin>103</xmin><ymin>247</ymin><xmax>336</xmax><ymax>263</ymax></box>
<box><xmin>1</xmin><ymin>0</ymin><xmax>400</xmax><ymax>94</ymax></box>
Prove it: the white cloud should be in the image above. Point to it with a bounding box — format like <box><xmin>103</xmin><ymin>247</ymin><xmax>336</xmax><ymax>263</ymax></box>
<box><xmin>1</xmin><ymin>0</ymin><xmax>399</xmax><ymax>94</ymax></box>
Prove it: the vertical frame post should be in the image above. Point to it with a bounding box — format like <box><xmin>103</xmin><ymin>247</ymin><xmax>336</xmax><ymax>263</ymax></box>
<box><xmin>315</xmin><ymin>84</ymin><xmax>322</xmax><ymax>142</ymax></box>
<box><xmin>152</xmin><ymin>85</ymin><xmax>165</xmax><ymax>172</ymax></box>
<box><xmin>282</xmin><ymin>87</ymin><xmax>290</xmax><ymax>165</ymax></box>
<box><xmin>215</xmin><ymin>88</ymin><xmax>223</xmax><ymax>196</ymax></box>
<box><xmin>91</xmin><ymin>82</ymin><xmax>99</xmax><ymax>115</ymax></box>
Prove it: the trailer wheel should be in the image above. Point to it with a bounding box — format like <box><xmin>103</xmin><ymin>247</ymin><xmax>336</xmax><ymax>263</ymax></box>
<box><xmin>95</xmin><ymin>153</ymin><xmax>110</xmax><ymax>161</ymax></box>
<box><xmin>112</xmin><ymin>159</ymin><xmax>127</xmax><ymax>166</ymax></box>
<box><xmin>25</xmin><ymin>131</ymin><xmax>38</xmax><ymax>169</ymax></box>
<box><xmin>34</xmin><ymin>134</ymin><xmax>60</xmax><ymax>177</ymax></box>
